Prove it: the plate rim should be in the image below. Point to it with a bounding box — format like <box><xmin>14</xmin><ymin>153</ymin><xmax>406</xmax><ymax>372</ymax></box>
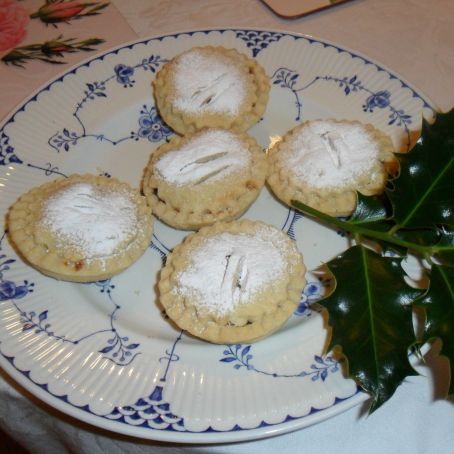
<box><xmin>0</xmin><ymin>349</ymin><xmax>369</xmax><ymax>444</ymax></box>
<box><xmin>0</xmin><ymin>27</ymin><xmax>435</xmax><ymax>444</ymax></box>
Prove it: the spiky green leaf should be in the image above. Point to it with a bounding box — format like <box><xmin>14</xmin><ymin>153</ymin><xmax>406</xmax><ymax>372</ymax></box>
<box><xmin>322</xmin><ymin>245</ymin><xmax>423</xmax><ymax>412</ymax></box>
<box><xmin>416</xmin><ymin>264</ymin><xmax>454</xmax><ymax>395</ymax></box>
<box><xmin>387</xmin><ymin>109</ymin><xmax>454</xmax><ymax>228</ymax></box>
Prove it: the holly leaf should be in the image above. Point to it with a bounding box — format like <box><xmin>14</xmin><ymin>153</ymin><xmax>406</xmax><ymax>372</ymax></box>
<box><xmin>433</xmin><ymin>227</ymin><xmax>454</xmax><ymax>266</ymax></box>
<box><xmin>393</xmin><ymin>227</ymin><xmax>440</xmax><ymax>247</ymax></box>
<box><xmin>387</xmin><ymin>108</ymin><xmax>454</xmax><ymax>228</ymax></box>
<box><xmin>321</xmin><ymin>245</ymin><xmax>423</xmax><ymax>412</ymax></box>
<box><xmin>415</xmin><ymin>264</ymin><xmax>454</xmax><ymax>395</ymax></box>
<box><xmin>349</xmin><ymin>193</ymin><xmax>390</xmax><ymax>226</ymax></box>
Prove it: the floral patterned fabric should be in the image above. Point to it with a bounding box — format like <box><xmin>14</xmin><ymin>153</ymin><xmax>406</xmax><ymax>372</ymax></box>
<box><xmin>0</xmin><ymin>0</ymin><xmax>29</xmax><ymax>53</ymax></box>
<box><xmin>0</xmin><ymin>0</ymin><xmax>136</xmax><ymax>121</ymax></box>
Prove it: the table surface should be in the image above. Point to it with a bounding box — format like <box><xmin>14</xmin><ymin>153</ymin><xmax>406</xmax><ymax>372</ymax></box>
<box><xmin>1</xmin><ymin>1</ymin><xmax>454</xmax><ymax>453</ymax></box>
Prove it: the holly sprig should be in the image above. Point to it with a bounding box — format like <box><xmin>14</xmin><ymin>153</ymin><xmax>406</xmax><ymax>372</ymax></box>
<box><xmin>292</xmin><ymin>107</ymin><xmax>454</xmax><ymax>412</ymax></box>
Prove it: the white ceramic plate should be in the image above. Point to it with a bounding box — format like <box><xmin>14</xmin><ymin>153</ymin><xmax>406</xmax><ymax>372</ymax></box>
<box><xmin>0</xmin><ymin>29</ymin><xmax>434</xmax><ymax>443</ymax></box>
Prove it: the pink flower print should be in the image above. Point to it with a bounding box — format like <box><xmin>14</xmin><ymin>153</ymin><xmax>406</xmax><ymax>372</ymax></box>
<box><xmin>35</xmin><ymin>1</ymin><xmax>86</xmax><ymax>21</ymax></box>
<box><xmin>30</xmin><ymin>1</ymin><xmax>109</xmax><ymax>25</ymax></box>
<box><xmin>0</xmin><ymin>0</ymin><xmax>30</xmax><ymax>52</ymax></box>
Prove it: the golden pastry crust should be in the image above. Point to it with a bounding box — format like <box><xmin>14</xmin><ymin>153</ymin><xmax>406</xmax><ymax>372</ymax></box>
<box><xmin>7</xmin><ymin>174</ymin><xmax>153</xmax><ymax>282</ymax></box>
<box><xmin>142</xmin><ymin>128</ymin><xmax>267</xmax><ymax>230</ymax></box>
<box><xmin>153</xmin><ymin>46</ymin><xmax>270</xmax><ymax>134</ymax></box>
<box><xmin>158</xmin><ymin>220</ymin><xmax>306</xmax><ymax>344</ymax></box>
<box><xmin>267</xmin><ymin>120</ymin><xmax>398</xmax><ymax>217</ymax></box>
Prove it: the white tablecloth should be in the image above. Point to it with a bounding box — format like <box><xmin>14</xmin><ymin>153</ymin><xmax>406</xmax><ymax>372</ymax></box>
<box><xmin>1</xmin><ymin>0</ymin><xmax>454</xmax><ymax>452</ymax></box>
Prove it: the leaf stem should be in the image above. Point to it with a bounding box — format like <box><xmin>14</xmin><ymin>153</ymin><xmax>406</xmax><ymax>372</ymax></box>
<box><xmin>292</xmin><ymin>200</ymin><xmax>438</xmax><ymax>255</ymax></box>
<box><xmin>353</xmin><ymin>232</ymin><xmax>362</xmax><ymax>245</ymax></box>
<box><xmin>387</xmin><ymin>224</ymin><xmax>401</xmax><ymax>236</ymax></box>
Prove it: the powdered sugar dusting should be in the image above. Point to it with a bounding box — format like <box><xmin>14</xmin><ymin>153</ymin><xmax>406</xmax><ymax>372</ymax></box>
<box><xmin>155</xmin><ymin>129</ymin><xmax>250</xmax><ymax>186</ymax></box>
<box><xmin>285</xmin><ymin>120</ymin><xmax>381</xmax><ymax>189</ymax></box>
<box><xmin>173</xmin><ymin>49</ymin><xmax>246</xmax><ymax>115</ymax></box>
<box><xmin>174</xmin><ymin>225</ymin><xmax>294</xmax><ymax>316</ymax></box>
<box><xmin>40</xmin><ymin>182</ymin><xmax>137</xmax><ymax>258</ymax></box>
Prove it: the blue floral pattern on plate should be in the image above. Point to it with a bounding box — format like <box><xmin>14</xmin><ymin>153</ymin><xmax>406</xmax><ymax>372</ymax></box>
<box><xmin>134</xmin><ymin>105</ymin><xmax>173</xmax><ymax>142</ymax></box>
<box><xmin>220</xmin><ymin>344</ymin><xmax>341</xmax><ymax>381</ymax></box>
<box><xmin>114</xmin><ymin>64</ymin><xmax>135</xmax><ymax>87</ymax></box>
<box><xmin>271</xmin><ymin>69</ymin><xmax>414</xmax><ymax>148</ymax></box>
<box><xmin>0</xmin><ymin>131</ymin><xmax>22</xmax><ymax>166</ymax></box>
<box><xmin>1</xmin><ymin>233</ymin><xmax>141</xmax><ymax>366</ymax></box>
